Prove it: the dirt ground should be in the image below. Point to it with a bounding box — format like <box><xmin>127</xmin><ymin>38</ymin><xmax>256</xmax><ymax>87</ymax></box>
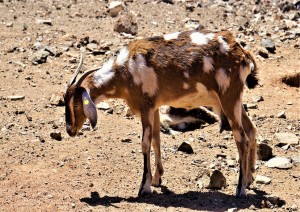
<box><xmin>0</xmin><ymin>0</ymin><xmax>299</xmax><ymax>211</ymax></box>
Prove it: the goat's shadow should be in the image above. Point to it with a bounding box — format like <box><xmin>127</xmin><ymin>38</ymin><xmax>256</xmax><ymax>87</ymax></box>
<box><xmin>80</xmin><ymin>186</ymin><xmax>283</xmax><ymax>210</ymax></box>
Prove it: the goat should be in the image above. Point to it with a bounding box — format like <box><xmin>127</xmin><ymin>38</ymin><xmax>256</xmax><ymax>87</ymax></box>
<box><xmin>64</xmin><ymin>29</ymin><xmax>258</xmax><ymax>198</ymax></box>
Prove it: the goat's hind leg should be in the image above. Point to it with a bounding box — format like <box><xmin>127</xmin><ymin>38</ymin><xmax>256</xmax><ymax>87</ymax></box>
<box><xmin>151</xmin><ymin>109</ymin><xmax>164</xmax><ymax>187</ymax></box>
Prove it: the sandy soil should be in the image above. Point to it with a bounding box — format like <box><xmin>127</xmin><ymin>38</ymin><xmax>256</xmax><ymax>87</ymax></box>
<box><xmin>0</xmin><ymin>0</ymin><xmax>299</xmax><ymax>211</ymax></box>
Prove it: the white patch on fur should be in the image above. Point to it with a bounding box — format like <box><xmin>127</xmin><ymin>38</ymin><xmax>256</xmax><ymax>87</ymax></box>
<box><xmin>183</xmin><ymin>71</ymin><xmax>189</xmax><ymax>79</ymax></box>
<box><xmin>93</xmin><ymin>58</ymin><xmax>115</xmax><ymax>87</ymax></box>
<box><xmin>164</xmin><ymin>32</ymin><xmax>180</xmax><ymax>41</ymax></box>
<box><xmin>183</xmin><ymin>82</ymin><xmax>190</xmax><ymax>89</ymax></box>
<box><xmin>128</xmin><ymin>54</ymin><xmax>158</xmax><ymax>96</ymax></box>
<box><xmin>216</xmin><ymin>68</ymin><xmax>230</xmax><ymax>94</ymax></box>
<box><xmin>239</xmin><ymin>65</ymin><xmax>251</xmax><ymax>84</ymax></box>
<box><xmin>190</xmin><ymin>32</ymin><xmax>215</xmax><ymax>45</ymax></box>
<box><xmin>203</xmin><ymin>56</ymin><xmax>214</xmax><ymax>73</ymax></box>
<box><xmin>217</xmin><ymin>36</ymin><xmax>230</xmax><ymax>53</ymax></box>
<box><xmin>116</xmin><ymin>47</ymin><xmax>129</xmax><ymax>66</ymax></box>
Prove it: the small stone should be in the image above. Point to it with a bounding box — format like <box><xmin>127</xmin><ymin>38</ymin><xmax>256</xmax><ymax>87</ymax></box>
<box><xmin>50</xmin><ymin>94</ymin><xmax>64</xmax><ymax>106</ymax></box>
<box><xmin>228</xmin><ymin>208</ymin><xmax>237</xmax><ymax>212</ymax></box>
<box><xmin>275</xmin><ymin>133</ymin><xmax>299</xmax><ymax>146</ymax></box>
<box><xmin>249</xmin><ymin>204</ymin><xmax>256</xmax><ymax>210</ymax></box>
<box><xmin>114</xmin><ymin>12</ymin><xmax>138</xmax><ymax>35</ymax></box>
<box><xmin>50</xmin><ymin>131</ymin><xmax>62</xmax><ymax>141</ymax></box>
<box><xmin>97</xmin><ymin>102</ymin><xmax>110</xmax><ymax>110</ymax></box>
<box><xmin>71</xmin><ymin>203</ymin><xmax>76</xmax><ymax>208</ymax></box>
<box><xmin>206</xmin><ymin>170</ymin><xmax>226</xmax><ymax>189</ymax></box>
<box><xmin>36</xmin><ymin>19</ymin><xmax>52</xmax><ymax>26</ymax></box>
<box><xmin>30</xmin><ymin>50</ymin><xmax>49</xmax><ymax>65</ymax></box>
<box><xmin>86</xmin><ymin>43</ymin><xmax>98</xmax><ymax>52</ymax></box>
<box><xmin>109</xmin><ymin>1</ymin><xmax>125</xmax><ymax>17</ymax></box>
<box><xmin>7</xmin><ymin>95</ymin><xmax>25</xmax><ymax>101</ymax></box>
<box><xmin>247</xmin><ymin>103</ymin><xmax>258</xmax><ymax>109</ymax></box>
<box><xmin>6</xmin><ymin>22</ymin><xmax>13</xmax><ymax>27</ymax></box>
<box><xmin>226</xmin><ymin>159</ymin><xmax>236</xmax><ymax>167</ymax></box>
<box><xmin>121</xmin><ymin>138</ymin><xmax>132</xmax><ymax>143</ymax></box>
<box><xmin>290</xmin><ymin>204</ymin><xmax>298</xmax><ymax>211</ymax></box>
<box><xmin>257</xmin><ymin>47</ymin><xmax>269</xmax><ymax>58</ymax></box>
<box><xmin>252</xmin><ymin>95</ymin><xmax>264</xmax><ymax>103</ymax></box>
<box><xmin>178</xmin><ymin>141</ymin><xmax>194</xmax><ymax>154</ymax></box>
<box><xmin>255</xmin><ymin>175</ymin><xmax>271</xmax><ymax>184</ymax></box>
<box><xmin>265</xmin><ymin>157</ymin><xmax>293</xmax><ymax>169</ymax></box>
<box><xmin>44</xmin><ymin>46</ymin><xmax>62</xmax><ymax>57</ymax></box>
<box><xmin>261</xmin><ymin>38</ymin><xmax>276</xmax><ymax>53</ymax></box>
<box><xmin>277</xmin><ymin>111</ymin><xmax>286</xmax><ymax>118</ymax></box>
<box><xmin>291</xmin><ymin>156</ymin><xmax>300</xmax><ymax>164</ymax></box>
<box><xmin>257</xmin><ymin>143</ymin><xmax>273</xmax><ymax>161</ymax></box>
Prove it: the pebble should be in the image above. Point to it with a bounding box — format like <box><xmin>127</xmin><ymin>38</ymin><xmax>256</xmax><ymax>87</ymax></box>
<box><xmin>255</xmin><ymin>175</ymin><xmax>271</xmax><ymax>184</ymax></box>
<box><xmin>50</xmin><ymin>94</ymin><xmax>64</xmax><ymax>106</ymax></box>
<box><xmin>261</xmin><ymin>38</ymin><xmax>276</xmax><ymax>53</ymax></box>
<box><xmin>257</xmin><ymin>47</ymin><xmax>269</xmax><ymax>58</ymax></box>
<box><xmin>30</xmin><ymin>49</ymin><xmax>49</xmax><ymax>65</ymax></box>
<box><xmin>97</xmin><ymin>102</ymin><xmax>110</xmax><ymax>110</ymax></box>
<box><xmin>274</xmin><ymin>133</ymin><xmax>299</xmax><ymax>146</ymax></box>
<box><xmin>257</xmin><ymin>143</ymin><xmax>273</xmax><ymax>161</ymax></box>
<box><xmin>121</xmin><ymin>137</ymin><xmax>132</xmax><ymax>143</ymax></box>
<box><xmin>109</xmin><ymin>1</ymin><xmax>125</xmax><ymax>17</ymax></box>
<box><xmin>114</xmin><ymin>12</ymin><xmax>138</xmax><ymax>35</ymax></box>
<box><xmin>265</xmin><ymin>157</ymin><xmax>293</xmax><ymax>169</ymax></box>
<box><xmin>177</xmin><ymin>141</ymin><xmax>194</xmax><ymax>154</ymax></box>
<box><xmin>252</xmin><ymin>95</ymin><xmax>264</xmax><ymax>103</ymax></box>
<box><xmin>7</xmin><ymin>95</ymin><xmax>25</xmax><ymax>101</ymax></box>
<box><xmin>50</xmin><ymin>131</ymin><xmax>62</xmax><ymax>141</ymax></box>
<box><xmin>291</xmin><ymin>156</ymin><xmax>300</xmax><ymax>164</ymax></box>
<box><xmin>247</xmin><ymin>103</ymin><xmax>258</xmax><ymax>109</ymax></box>
<box><xmin>277</xmin><ymin>111</ymin><xmax>286</xmax><ymax>118</ymax></box>
<box><xmin>36</xmin><ymin>19</ymin><xmax>52</xmax><ymax>26</ymax></box>
<box><xmin>206</xmin><ymin>170</ymin><xmax>226</xmax><ymax>189</ymax></box>
<box><xmin>226</xmin><ymin>159</ymin><xmax>236</xmax><ymax>167</ymax></box>
<box><xmin>228</xmin><ymin>208</ymin><xmax>237</xmax><ymax>212</ymax></box>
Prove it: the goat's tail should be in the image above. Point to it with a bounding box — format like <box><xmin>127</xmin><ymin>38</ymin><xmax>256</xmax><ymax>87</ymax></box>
<box><xmin>245</xmin><ymin>51</ymin><xmax>259</xmax><ymax>89</ymax></box>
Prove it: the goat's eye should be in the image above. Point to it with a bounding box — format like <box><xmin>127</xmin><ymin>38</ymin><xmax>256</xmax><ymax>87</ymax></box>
<box><xmin>74</xmin><ymin>104</ymin><xmax>78</xmax><ymax>108</ymax></box>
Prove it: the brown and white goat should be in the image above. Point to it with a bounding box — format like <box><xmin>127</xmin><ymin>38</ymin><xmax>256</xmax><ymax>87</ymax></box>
<box><xmin>64</xmin><ymin>30</ymin><xmax>258</xmax><ymax>198</ymax></box>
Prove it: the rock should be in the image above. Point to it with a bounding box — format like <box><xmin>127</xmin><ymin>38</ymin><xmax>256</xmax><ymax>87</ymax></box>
<box><xmin>7</xmin><ymin>95</ymin><xmax>25</xmax><ymax>101</ymax></box>
<box><xmin>228</xmin><ymin>208</ymin><xmax>237</xmax><ymax>212</ymax></box>
<box><xmin>257</xmin><ymin>143</ymin><xmax>273</xmax><ymax>161</ymax></box>
<box><xmin>114</xmin><ymin>12</ymin><xmax>138</xmax><ymax>35</ymax></box>
<box><xmin>277</xmin><ymin>111</ymin><xmax>286</xmax><ymax>118</ymax></box>
<box><xmin>255</xmin><ymin>175</ymin><xmax>271</xmax><ymax>184</ymax></box>
<box><xmin>247</xmin><ymin>103</ymin><xmax>258</xmax><ymax>109</ymax></box>
<box><xmin>226</xmin><ymin>159</ymin><xmax>236</xmax><ymax>167</ymax></box>
<box><xmin>44</xmin><ymin>46</ymin><xmax>62</xmax><ymax>57</ymax></box>
<box><xmin>252</xmin><ymin>95</ymin><xmax>264</xmax><ymax>103</ymax></box>
<box><xmin>291</xmin><ymin>156</ymin><xmax>300</xmax><ymax>164</ymax></box>
<box><xmin>257</xmin><ymin>47</ymin><xmax>269</xmax><ymax>58</ymax></box>
<box><xmin>206</xmin><ymin>170</ymin><xmax>226</xmax><ymax>189</ymax></box>
<box><xmin>50</xmin><ymin>94</ymin><xmax>64</xmax><ymax>106</ymax></box>
<box><xmin>121</xmin><ymin>138</ymin><xmax>132</xmax><ymax>143</ymax></box>
<box><xmin>274</xmin><ymin>133</ymin><xmax>299</xmax><ymax>146</ymax></box>
<box><xmin>178</xmin><ymin>141</ymin><xmax>194</xmax><ymax>154</ymax></box>
<box><xmin>30</xmin><ymin>50</ymin><xmax>49</xmax><ymax>65</ymax></box>
<box><xmin>50</xmin><ymin>131</ymin><xmax>62</xmax><ymax>141</ymax></box>
<box><xmin>97</xmin><ymin>102</ymin><xmax>110</xmax><ymax>110</ymax></box>
<box><xmin>261</xmin><ymin>38</ymin><xmax>276</xmax><ymax>53</ymax></box>
<box><xmin>36</xmin><ymin>19</ymin><xmax>52</xmax><ymax>26</ymax></box>
<box><xmin>290</xmin><ymin>204</ymin><xmax>298</xmax><ymax>211</ymax></box>
<box><xmin>265</xmin><ymin>157</ymin><xmax>293</xmax><ymax>169</ymax></box>
<box><xmin>109</xmin><ymin>1</ymin><xmax>125</xmax><ymax>17</ymax></box>
<box><xmin>6</xmin><ymin>22</ymin><xmax>13</xmax><ymax>27</ymax></box>
<box><xmin>86</xmin><ymin>43</ymin><xmax>98</xmax><ymax>52</ymax></box>
<box><xmin>261</xmin><ymin>195</ymin><xmax>285</xmax><ymax>208</ymax></box>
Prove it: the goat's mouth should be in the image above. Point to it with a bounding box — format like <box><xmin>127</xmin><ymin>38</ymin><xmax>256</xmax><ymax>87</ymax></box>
<box><xmin>66</xmin><ymin>126</ymin><xmax>78</xmax><ymax>137</ymax></box>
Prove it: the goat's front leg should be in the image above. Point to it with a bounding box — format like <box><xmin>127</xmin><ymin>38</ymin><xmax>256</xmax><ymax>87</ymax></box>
<box><xmin>138</xmin><ymin>109</ymin><xmax>154</xmax><ymax>196</ymax></box>
<box><xmin>151</xmin><ymin>109</ymin><xmax>164</xmax><ymax>187</ymax></box>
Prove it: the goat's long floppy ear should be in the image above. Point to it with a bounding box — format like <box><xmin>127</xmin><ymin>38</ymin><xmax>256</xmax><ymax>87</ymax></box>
<box><xmin>68</xmin><ymin>52</ymin><xmax>83</xmax><ymax>87</ymax></box>
<box><xmin>81</xmin><ymin>88</ymin><xmax>97</xmax><ymax>129</ymax></box>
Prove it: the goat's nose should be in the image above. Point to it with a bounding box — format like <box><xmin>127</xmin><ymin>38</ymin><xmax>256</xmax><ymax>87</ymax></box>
<box><xmin>66</xmin><ymin>125</ymin><xmax>76</xmax><ymax>137</ymax></box>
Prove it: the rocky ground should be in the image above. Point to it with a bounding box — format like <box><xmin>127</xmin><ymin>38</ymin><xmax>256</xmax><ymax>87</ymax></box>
<box><xmin>0</xmin><ymin>0</ymin><xmax>299</xmax><ymax>211</ymax></box>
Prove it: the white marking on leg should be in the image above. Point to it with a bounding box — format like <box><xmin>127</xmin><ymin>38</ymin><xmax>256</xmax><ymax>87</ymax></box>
<box><xmin>164</xmin><ymin>32</ymin><xmax>180</xmax><ymax>41</ymax></box>
<box><xmin>215</xmin><ymin>68</ymin><xmax>230</xmax><ymax>94</ymax></box>
<box><xmin>217</xmin><ymin>36</ymin><xmax>230</xmax><ymax>53</ymax></box>
<box><xmin>116</xmin><ymin>47</ymin><xmax>129</xmax><ymax>66</ymax></box>
<box><xmin>128</xmin><ymin>54</ymin><xmax>158</xmax><ymax>96</ymax></box>
<box><xmin>93</xmin><ymin>59</ymin><xmax>115</xmax><ymax>87</ymax></box>
<box><xmin>190</xmin><ymin>32</ymin><xmax>215</xmax><ymax>45</ymax></box>
<box><xmin>203</xmin><ymin>56</ymin><xmax>214</xmax><ymax>73</ymax></box>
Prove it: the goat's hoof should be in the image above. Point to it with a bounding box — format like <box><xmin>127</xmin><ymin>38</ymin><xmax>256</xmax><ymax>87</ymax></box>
<box><xmin>236</xmin><ymin>186</ymin><xmax>247</xmax><ymax>199</ymax></box>
<box><xmin>138</xmin><ymin>184</ymin><xmax>152</xmax><ymax>197</ymax></box>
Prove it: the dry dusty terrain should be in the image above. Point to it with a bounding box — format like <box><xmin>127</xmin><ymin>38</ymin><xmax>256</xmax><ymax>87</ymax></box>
<box><xmin>0</xmin><ymin>0</ymin><xmax>299</xmax><ymax>211</ymax></box>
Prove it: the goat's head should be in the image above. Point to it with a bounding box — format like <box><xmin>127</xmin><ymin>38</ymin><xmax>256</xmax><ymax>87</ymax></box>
<box><xmin>64</xmin><ymin>53</ymin><xmax>97</xmax><ymax>137</ymax></box>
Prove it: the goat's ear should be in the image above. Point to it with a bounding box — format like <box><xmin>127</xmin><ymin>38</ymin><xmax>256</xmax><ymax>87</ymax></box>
<box><xmin>81</xmin><ymin>89</ymin><xmax>97</xmax><ymax>129</ymax></box>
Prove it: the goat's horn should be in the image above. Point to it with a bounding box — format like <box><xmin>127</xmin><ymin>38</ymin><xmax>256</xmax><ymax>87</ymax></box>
<box><xmin>68</xmin><ymin>52</ymin><xmax>83</xmax><ymax>87</ymax></box>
